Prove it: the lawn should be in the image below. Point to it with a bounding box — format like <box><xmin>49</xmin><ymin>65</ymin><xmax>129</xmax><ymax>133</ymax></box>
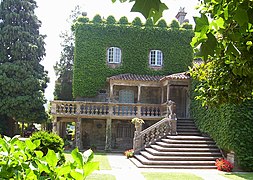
<box><xmin>222</xmin><ymin>172</ymin><xmax>253</xmax><ymax>180</ymax></box>
<box><xmin>64</xmin><ymin>151</ymin><xmax>111</xmax><ymax>170</ymax></box>
<box><xmin>142</xmin><ymin>172</ymin><xmax>203</xmax><ymax>180</ymax></box>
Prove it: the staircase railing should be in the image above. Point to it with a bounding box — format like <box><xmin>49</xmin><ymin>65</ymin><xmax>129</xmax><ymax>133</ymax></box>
<box><xmin>133</xmin><ymin>100</ymin><xmax>177</xmax><ymax>153</ymax></box>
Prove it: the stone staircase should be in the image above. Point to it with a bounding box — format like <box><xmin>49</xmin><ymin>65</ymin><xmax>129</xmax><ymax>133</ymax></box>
<box><xmin>131</xmin><ymin>119</ymin><xmax>223</xmax><ymax>169</ymax></box>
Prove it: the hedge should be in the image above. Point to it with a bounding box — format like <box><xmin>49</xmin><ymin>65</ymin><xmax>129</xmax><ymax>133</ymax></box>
<box><xmin>190</xmin><ymin>80</ymin><xmax>253</xmax><ymax>171</ymax></box>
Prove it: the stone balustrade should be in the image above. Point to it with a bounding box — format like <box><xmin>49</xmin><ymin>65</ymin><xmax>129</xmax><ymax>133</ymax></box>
<box><xmin>51</xmin><ymin>101</ymin><xmax>165</xmax><ymax>119</ymax></box>
<box><xmin>133</xmin><ymin>101</ymin><xmax>177</xmax><ymax>153</ymax></box>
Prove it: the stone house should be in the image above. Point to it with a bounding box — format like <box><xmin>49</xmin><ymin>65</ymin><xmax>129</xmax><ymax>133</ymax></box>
<box><xmin>51</xmin><ymin>10</ymin><xmax>193</xmax><ymax>151</ymax></box>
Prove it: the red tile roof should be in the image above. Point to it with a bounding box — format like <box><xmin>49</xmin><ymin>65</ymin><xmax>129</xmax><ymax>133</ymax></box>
<box><xmin>161</xmin><ymin>72</ymin><xmax>190</xmax><ymax>81</ymax></box>
<box><xmin>108</xmin><ymin>73</ymin><xmax>162</xmax><ymax>82</ymax></box>
<box><xmin>108</xmin><ymin>72</ymin><xmax>190</xmax><ymax>82</ymax></box>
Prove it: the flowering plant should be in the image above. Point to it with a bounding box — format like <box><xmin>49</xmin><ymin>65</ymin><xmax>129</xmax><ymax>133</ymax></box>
<box><xmin>124</xmin><ymin>149</ymin><xmax>134</xmax><ymax>158</ymax></box>
<box><xmin>131</xmin><ymin>118</ymin><xmax>145</xmax><ymax>124</ymax></box>
<box><xmin>215</xmin><ymin>158</ymin><xmax>233</xmax><ymax>172</ymax></box>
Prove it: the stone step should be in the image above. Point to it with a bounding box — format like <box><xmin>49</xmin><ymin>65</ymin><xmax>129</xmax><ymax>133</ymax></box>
<box><xmin>150</xmin><ymin>144</ymin><xmax>220</xmax><ymax>152</ymax></box>
<box><xmin>130</xmin><ymin>157</ymin><xmax>216</xmax><ymax>169</ymax></box>
<box><xmin>156</xmin><ymin>142</ymin><xmax>218</xmax><ymax>148</ymax></box>
<box><xmin>177</xmin><ymin>128</ymin><xmax>200</xmax><ymax>132</ymax></box>
<box><xmin>140</xmin><ymin>151</ymin><xmax>220</xmax><ymax>161</ymax></box>
<box><xmin>166</xmin><ymin>135</ymin><xmax>212</xmax><ymax>140</ymax></box>
<box><xmin>177</xmin><ymin>125</ymin><xmax>198</xmax><ymax>128</ymax></box>
<box><xmin>177</xmin><ymin>132</ymin><xmax>202</xmax><ymax>136</ymax></box>
<box><xmin>161</xmin><ymin>138</ymin><xmax>215</xmax><ymax>144</ymax></box>
<box><xmin>145</xmin><ymin>148</ymin><xmax>222</xmax><ymax>157</ymax></box>
<box><xmin>177</xmin><ymin>121</ymin><xmax>195</xmax><ymax>125</ymax></box>
<box><xmin>134</xmin><ymin>155</ymin><xmax>216</xmax><ymax>166</ymax></box>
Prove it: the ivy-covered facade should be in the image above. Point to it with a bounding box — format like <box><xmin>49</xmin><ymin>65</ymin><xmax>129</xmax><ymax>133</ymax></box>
<box><xmin>51</xmin><ymin>14</ymin><xmax>194</xmax><ymax>151</ymax></box>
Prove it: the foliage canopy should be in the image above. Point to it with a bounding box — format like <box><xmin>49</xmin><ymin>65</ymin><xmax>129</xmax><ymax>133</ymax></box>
<box><xmin>0</xmin><ymin>0</ymin><xmax>48</xmax><ymax>123</ymax></box>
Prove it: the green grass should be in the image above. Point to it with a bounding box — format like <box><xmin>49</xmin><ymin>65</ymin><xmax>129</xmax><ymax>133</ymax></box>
<box><xmin>86</xmin><ymin>173</ymin><xmax>116</xmax><ymax>180</ymax></box>
<box><xmin>222</xmin><ymin>172</ymin><xmax>253</xmax><ymax>180</ymax></box>
<box><xmin>64</xmin><ymin>151</ymin><xmax>111</xmax><ymax>170</ymax></box>
<box><xmin>92</xmin><ymin>152</ymin><xmax>111</xmax><ymax>170</ymax></box>
<box><xmin>142</xmin><ymin>172</ymin><xmax>203</xmax><ymax>180</ymax></box>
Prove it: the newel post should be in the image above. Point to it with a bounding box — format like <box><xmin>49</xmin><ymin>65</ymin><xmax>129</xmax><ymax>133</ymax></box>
<box><xmin>132</xmin><ymin>118</ymin><xmax>144</xmax><ymax>152</ymax></box>
<box><xmin>167</xmin><ymin>100</ymin><xmax>177</xmax><ymax>135</ymax></box>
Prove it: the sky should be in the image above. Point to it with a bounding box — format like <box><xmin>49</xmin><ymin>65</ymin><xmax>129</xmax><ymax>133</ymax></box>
<box><xmin>35</xmin><ymin>0</ymin><xmax>200</xmax><ymax>102</ymax></box>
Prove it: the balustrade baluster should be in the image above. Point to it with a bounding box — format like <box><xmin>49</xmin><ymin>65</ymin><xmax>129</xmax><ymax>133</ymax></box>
<box><xmin>134</xmin><ymin>106</ymin><xmax>137</xmax><ymax>116</ymax></box>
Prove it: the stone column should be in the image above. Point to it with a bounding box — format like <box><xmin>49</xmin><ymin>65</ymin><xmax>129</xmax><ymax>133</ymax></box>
<box><xmin>166</xmin><ymin>84</ymin><xmax>171</xmax><ymax>101</ymax></box>
<box><xmin>161</xmin><ymin>86</ymin><xmax>164</xmax><ymax>103</ymax></box>
<box><xmin>185</xmin><ymin>87</ymin><xmax>190</xmax><ymax>118</ymax></box>
<box><xmin>52</xmin><ymin>117</ymin><xmax>57</xmax><ymax>134</ymax></box>
<box><xmin>105</xmin><ymin>118</ymin><xmax>112</xmax><ymax>151</ymax></box>
<box><xmin>75</xmin><ymin>118</ymin><xmax>83</xmax><ymax>150</ymax></box>
<box><xmin>137</xmin><ymin>85</ymin><xmax>141</xmax><ymax>103</ymax></box>
<box><xmin>109</xmin><ymin>84</ymin><xmax>114</xmax><ymax>102</ymax></box>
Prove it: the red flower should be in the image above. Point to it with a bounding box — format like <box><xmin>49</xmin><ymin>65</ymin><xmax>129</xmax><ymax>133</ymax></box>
<box><xmin>215</xmin><ymin>158</ymin><xmax>233</xmax><ymax>172</ymax></box>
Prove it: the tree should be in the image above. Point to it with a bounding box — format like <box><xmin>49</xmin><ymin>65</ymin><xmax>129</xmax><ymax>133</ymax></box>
<box><xmin>0</xmin><ymin>0</ymin><xmax>48</xmax><ymax>131</ymax></box>
<box><xmin>115</xmin><ymin>0</ymin><xmax>253</xmax><ymax>106</ymax></box>
<box><xmin>53</xmin><ymin>5</ymin><xmax>82</xmax><ymax>101</ymax></box>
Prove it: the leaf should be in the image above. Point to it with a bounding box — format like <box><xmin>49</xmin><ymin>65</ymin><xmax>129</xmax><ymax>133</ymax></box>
<box><xmin>70</xmin><ymin>170</ymin><xmax>83</xmax><ymax>180</ymax></box>
<box><xmin>25</xmin><ymin>139</ymin><xmax>37</xmax><ymax>150</ymax></box>
<box><xmin>83</xmin><ymin>162</ymin><xmax>100</xmax><ymax>178</ymax></box>
<box><xmin>226</xmin><ymin>43</ymin><xmax>241</xmax><ymax>57</ymax></box>
<box><xmin>148</xmin><ymin>3</ymin><xmax>168</xmax><ymax>23</ymax></box>
<box><xmin>71</xmin><ymin>148</ymin><xmax>84</xmax><ymax>168</ymax></box>
<box><xmin>131</xmin><ymin>0</ymin><xmax>161</xmax><ymax>19</ymax></box>
<box><xmin>36</xmin><ymin>160</ymin><xmax>50</xmax><ymax>174</ymax></box>
<box><xmin>82</xmin><ymin>149</ymin><xmax>93</xmax><ymax>163</ymax></box>
<box><xmin>194</xmin><ymin>14</ymin><xmax>209</xmax><ymax>33</ymax></box>
<box><xmin>34</xmin><ymin>150</ymin><xmax>43</xmax><ymax>158</ymax></box>
<box><xmin>234</xmin><ymin>7</ymin><xmax>248</xmax><ymax>26</ymax></box>
<box><xmin>224</xmin><ymin>5</ymin><xmax>229</xmax><ymax>20</ymax></box>
<box><xmin>56</xmin><ymin>165</ymin><xmax>71</xmax><ymax>177</ymax></box>
<box><xmin>45</xmin><ymin>149</ymin><xmax>58</xmax><ymax>168</ymax></box>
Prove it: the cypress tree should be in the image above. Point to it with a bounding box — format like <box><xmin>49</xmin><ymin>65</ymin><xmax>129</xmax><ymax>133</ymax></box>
<box><xmin>0</xmin><ymin>0</ymin><xmax>48</xmax><ymax>133</ymax></box>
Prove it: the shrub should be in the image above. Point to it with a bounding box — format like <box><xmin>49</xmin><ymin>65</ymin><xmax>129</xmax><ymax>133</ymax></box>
<box><xmin>118</xmin><ymin>16</ymin><xmax>128</xmax><ymax>25</ymax></box>
<box><xmin>106</xmin><ymin>15</ymin><xmax>116</xmax><ymax>24</ymax></box>
<box><xmin>170</xmin><ymin>19</ymin><xmax>180</xmax><ymax>29</ymax></box>
<box><xmin>92</xmin><ymin>14</ymin><xmax>103</xmax><ymax>24</ymax></box>
<box><xmin>145</xmin><ymin>18</ymin><xmax>154</xmax><ymax>27</ymax></box>
<box><xmin>0</xmin><ymin>136</ymin><xmax>99</xmax><ymax>179</ymax></box>
<box><xmin>132</xmin><ymin>17</ymin><xmax>142</xmax><ymax>26</ymax></box>
<box><xmin>157</xmin><ymin>19</ymin><xmax>167</xmax><ymax>28</ymax></box>
<box><xmin>30</xmin><ymin>131</ymin><xmax>65</xmax><ymax>164</ymax></box>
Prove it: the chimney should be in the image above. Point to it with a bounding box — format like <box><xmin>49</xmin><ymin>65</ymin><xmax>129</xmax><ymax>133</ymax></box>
<box><xmin>175</xmin><ymin>7</ymin><xmax>187</xmax><ymax>25</ymax></box>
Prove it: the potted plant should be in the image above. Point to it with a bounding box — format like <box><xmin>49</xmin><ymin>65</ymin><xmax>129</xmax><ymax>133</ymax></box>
<box><xmin>124</xmin><ymin>149</ymin><xmax>134</xmax><ymax>159</ymax></box>
<box><xmin>131</xmin><ymin>117</ymin><xmax>145</xmax><ymax>132</ymax></box>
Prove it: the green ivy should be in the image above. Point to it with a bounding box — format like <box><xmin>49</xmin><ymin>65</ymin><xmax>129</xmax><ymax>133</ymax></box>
<box><xmin>73</xmin><ymin>15</ymin><xmax>193</xmax><ymax>98</ymax></box>
<box><xmin>190</xmin><ymin>80</ymin><xmax>253</xmax><ymax>171</ymax></box>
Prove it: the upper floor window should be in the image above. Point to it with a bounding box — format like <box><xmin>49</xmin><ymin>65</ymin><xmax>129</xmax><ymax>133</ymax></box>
<box><xmin>107</xmin><ymin>47</ymin><xmax>121</xmax><ymax>63</ymax></box>
<box><xmin>149</xmin><ymin>50</ymin><xmax>163</xmax><ymax>66</ymax></box>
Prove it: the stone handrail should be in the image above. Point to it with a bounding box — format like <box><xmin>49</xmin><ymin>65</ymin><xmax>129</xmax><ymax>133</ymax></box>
<box><xmin>133</xmin><ymin>101</ymin><xmax>177</xmax><ymax>153</ymax></box>
<box><xmin>51</xmin><ymin>100</ymin><xmax>162</xmax><ymax>118</ymax></box>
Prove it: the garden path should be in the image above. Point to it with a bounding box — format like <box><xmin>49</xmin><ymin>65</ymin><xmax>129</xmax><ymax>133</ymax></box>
<box><xmin>94</xmin><ymin>153</ymin><xmax>230</xmax><ymax>180</ymax></box>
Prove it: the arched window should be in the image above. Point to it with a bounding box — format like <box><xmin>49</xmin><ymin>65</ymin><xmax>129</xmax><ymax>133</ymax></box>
<box><xmin>149</xmin><ymin>50</ymin><xmax>163</xmax><ymax>66</ymax></box>
<box><xmin>107</xmin><ymin>47</ymin><xmax>121</xmax><ymax>63</ymax></box>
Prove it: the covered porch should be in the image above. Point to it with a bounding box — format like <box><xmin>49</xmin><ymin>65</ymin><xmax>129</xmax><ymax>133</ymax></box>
<box><xmin>50</xmin><ymin>72</ymin><xmax>191</xmax><ymax>150</ymax></box>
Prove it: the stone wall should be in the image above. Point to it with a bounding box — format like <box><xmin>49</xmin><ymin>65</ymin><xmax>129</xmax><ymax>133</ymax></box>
<box><xmin>81</xmin><ymin>119</ymin><xmax>106</xmax><ymax>150</ymax></box>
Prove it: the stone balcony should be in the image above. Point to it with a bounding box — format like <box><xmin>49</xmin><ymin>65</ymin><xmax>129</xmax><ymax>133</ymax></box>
<box><xmin>51</xmin><ymin>100</ymin><xmax>168</xmax><ymax>120</ymax></box>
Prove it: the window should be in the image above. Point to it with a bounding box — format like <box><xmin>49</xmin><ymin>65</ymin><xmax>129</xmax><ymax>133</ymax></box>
<box><xmin>149</xmin><ymin>50</ymin><xmax>163</xmax><ymax>66</ymax></box>
<box><xmin>107</xmin><ymin>47</ymin><xmax>121</xmax><ymax>63</ymax></box>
